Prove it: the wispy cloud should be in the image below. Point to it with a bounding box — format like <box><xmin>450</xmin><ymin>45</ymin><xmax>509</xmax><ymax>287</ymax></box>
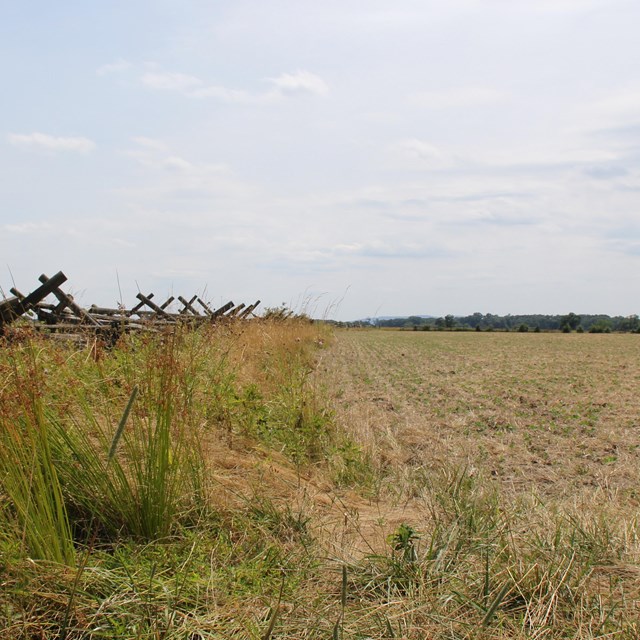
<box><xmin>119</xmin><ymin>137</ymin><xmax>259</xmax><ymax>215</ymax></box>
<box><xmin>605</xmin><ymin>238</ymin><xmax>640</xmax><ymax>256</ymax></box>
<box><xmin>140</xmin><ymin>71</ymin><xmax>255</xmax><ymax>103</ymax></box>
<box><xmin>96</xmin><ymin>58</ymin><xmax>131</xmax><ymax>75</ymax></box>
<box><xmin>583</xmin><ymin>165</ymin><xmax>629</xmax><ymax>180</ymax></box>
<box><xmin>571</xmin><ymin>87</ymin><xmax>640</xmax><ymax>141</ymax></box>
<box><xmin>189</xmin><ymin>85</ymin><xmax>254</xmax><ymax>103</ymax></box>
<box><xmin>266</xmin><ymin>70</ymin><xmax>329</xmax><ymax>97</ymax></box>
<box><xmin>8</xmin><ymin>132</ymin><xmax>95</xmax><ymax>153</ymax></box>
<box><xmin>593</xmin><ymin>87</ymin><xmax>640</xmax><ymax>117</ymax></box>
<box><xmin>392</xmin><ymin>138</ymin><xmax>455</xmax><ymax>169</ymax></box>
<box><xmin>4</xmin><ymin>221</ymin><xmax>52</xmax><ymax>234</ymax></box>
<box><xmin>332</xmin><ymin>240</ymin><xmax>448</xmax><ymax>259</ymax></box>
<box><xmin>141</xmin><ymin>72</ymin><xmax>203</xmax><ymax>91</ymax></box>
<box><xmin>141</xmin><ymin>69</ymin><xmax>328</xmax><ymax>103</ymax></box>
<box><xmin>131</xmin><ymin>136</ymin><xmax>168</xmax><ymax>152</ymax></box>
<box><xmin>520</xmin><ymin>0</ymin><xmax>616</xmax><ymax>14</ymax></box>
<box><xmin>411</xmin><ymin>87</ymin><xmax>506</xmax><ymax>109</ymax></box>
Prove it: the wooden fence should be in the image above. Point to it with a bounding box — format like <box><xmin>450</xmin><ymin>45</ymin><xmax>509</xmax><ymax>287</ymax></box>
<box><xmin>0</xmin><ymin>271</ymin><xmax>260</xmax><ymax>342</ymax></box>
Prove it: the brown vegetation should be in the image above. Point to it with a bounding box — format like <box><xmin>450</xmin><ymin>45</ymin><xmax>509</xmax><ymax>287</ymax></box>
<box><xmin>1</xmin><ymin>324</ymin><xmax>639</xmax><ymax>638</ymax></box>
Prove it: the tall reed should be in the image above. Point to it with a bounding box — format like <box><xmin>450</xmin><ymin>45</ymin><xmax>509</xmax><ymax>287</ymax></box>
<box><xmin>0</xmin><ymin>326</ymin><xmax>209</xmax><ymax>551</ymax></box>
<box><xmin>0</xmin><ymin>342</ymin><xmax>75</xmax><ymax>565</ymax></box>
<box><xmin>51</xmin><ymin>328</ymin><xmax>207</xmax><ymax>540</ymax></box>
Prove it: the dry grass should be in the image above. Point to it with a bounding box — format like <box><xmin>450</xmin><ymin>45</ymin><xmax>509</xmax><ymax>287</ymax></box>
<box><xmin>324</xmin><ymin>329</ymin><xmax>640</xmax><ymax>501</ymax></box>
<box><xmin>2</xmin><ymin>324</ymin><xmax>640</xmax><ymax>638</ymax></box>
<box><xmin>313</xmin><ymin>328</ymin><xmax>640</xmax><ymax>637</ymax></box>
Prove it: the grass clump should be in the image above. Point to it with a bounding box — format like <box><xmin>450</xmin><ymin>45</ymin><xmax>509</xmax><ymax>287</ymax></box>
<box><xmin>0</xmin><ymin>347</ymin><xmax>75</xmax><ymax>565</ymax></box>
<box><xmin>0</xmin><ymin>319</ymin><xmax>331</xmax><ymax>554</ymax></box>
<box><xmin>336</xmin><ymin>466</ymin><xmax>640</xmax><ymax>638</ymax></box>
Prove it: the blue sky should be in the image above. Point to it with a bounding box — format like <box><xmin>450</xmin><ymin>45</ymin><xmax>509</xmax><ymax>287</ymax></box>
<box><xmin>2</xmin><ymin>0</ymin><xmax>640</xmax><ymax>320</ymax></box>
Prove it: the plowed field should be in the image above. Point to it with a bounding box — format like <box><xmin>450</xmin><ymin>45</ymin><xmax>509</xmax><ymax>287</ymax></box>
<box><xmin>324</xmin><ymin>329</ymin><xmax>640</xmax><ymax>500</ymax></box>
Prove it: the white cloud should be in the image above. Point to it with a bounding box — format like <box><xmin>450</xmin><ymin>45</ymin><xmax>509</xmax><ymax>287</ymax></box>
<box><xmin>119</xmin><ymin>137</ymin><xmax>257</xmax><ymax>210</ymax></box>
<box><xmin>8</xmin><ymin>132</ymin><xmax>95</xmax><ymax>153</ymax></box>
<box><xmin>331</xmin><ymin>240</ymin><xmax>445</xmax><ymax>259</ymax></box>
<box><xmin>163</xmin><ymin>156</ymin><xmax>194</xmax><ymax>172</ymax></box>
<box><xmin>141</xmin><ymin>68</ymin><xmax>328</xmax><ymax>103</ymax></box>
<box><xmin>96</xmin><ymin>58</ymin><xmax>131</xmax><ymax>75</ymax></box>
<box><xmin>591</xmin><ymin>87</ymin><xmax>640</xmax><ymax>121</ymax></box>
<box><xmin>566</xmin><ymin>87</ymin><xmax>640</xmax><ymax>140</ymax></box>
<box><xmin>411</xmin><ymin>87</ymin><xmax>506</xmax><ymax>109</ymax></box>
<box><xmin>4</xmin><ymin>221</ymin><xmax>52</xmax><ymax>234</ymax></box>
<box><xmin>141</xmin><ymin>72</ymin><xmax>203</xmax><ymax>91</ymax></box>
<box><xmin>266</xmin><ymin>70</ymin><xmax>329</xmax><ymax>97</ymax></box>
<box><xmin>190</xmin><ymin>85</ymin><xmax>254</xmax><ymax>103</ymax></box>
<box><xmin>131</xmin><ymin>136</ymin><xmax>168</xmax><ymax>152</ymax></box>
<box><xmin>393</xmin><ymin>138</ymin><xmax>454</xmax><ymax>169</ymax></box>
<box><xmin>514</xmin><ymin>0</ymin><xmax>613</xmax><ymax>13</ymax></box>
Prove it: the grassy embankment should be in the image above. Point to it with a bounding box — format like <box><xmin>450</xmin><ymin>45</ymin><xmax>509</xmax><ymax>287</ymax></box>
<box><xmin>1</xmin><ymin>324</ymin><xmax>640</xmax><ymax>638</ymax></box>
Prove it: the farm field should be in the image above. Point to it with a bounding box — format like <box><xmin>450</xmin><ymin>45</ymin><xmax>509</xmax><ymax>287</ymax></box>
<box><xmin>325</xmin><ymin>329</ymin><xmax>640</xmax><ymax>500</ymax></box>
<box><xmin>317</xmin><ymin>328</ymin><xmax>640</xmax><ymax>638</ymax></box>
<box><xmin>1</xmin><ymin>323</ymin><xmax>640</xmax><ymax>638</ymax></box>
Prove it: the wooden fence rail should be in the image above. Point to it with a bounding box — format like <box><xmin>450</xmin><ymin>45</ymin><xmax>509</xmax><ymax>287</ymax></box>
<box><xmin>0</xmin><ymin>271</ymin><xmax>261</xmax><ymax>341</ymax></box>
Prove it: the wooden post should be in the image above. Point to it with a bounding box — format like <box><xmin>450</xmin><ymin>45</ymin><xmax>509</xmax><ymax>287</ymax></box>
<box><xmin>160</xmin><ymin>296</ymin><xmax>175</xmax><ymax>310</ymax></box>
<box><xmin>130</xmin><ymin>293</ymin><xmax>154</xmax><ymax>315</ymax></box>
<box><xmin>38</xmin><ymin>274</ymin><xmax>101</xmax><ymax>327</ymax></box>
<box><xmin>196</xmin><ymin>298</ymin><xmax>214</xmax><ymax>317</ymax></box>
<box><xmin>238</xmin><ymin>300</ymin><xmax>261</xmax><ymax>319</ymax></box>
<box><xmin>135</xmin><ymin>293</ymin><xmax>170</xmax><ymax>318</ymax></box>
<box><xmin>212</xmin><ymin>301</ymin><xmax>234</xmax><ymax>319</ymax></box>
<box><xmin>0</xmin><ymin>271</ymin><xmax>68</xmax><ymax>327</ymax></box>
<box><xmin>178</xmin><ymin>295</ymin><xmax>201</xmax><ymax>316</ymax></box>
<box><xmin>228</xmin><ymin>303</ymin><xmax>246</xmax><ymax>317</ymax></box>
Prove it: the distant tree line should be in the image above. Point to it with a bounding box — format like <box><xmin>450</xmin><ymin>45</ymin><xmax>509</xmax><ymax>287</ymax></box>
<box><xmin>368</xmin><ymin>313</ymin><xmax>640</xmax><ymax>333</ymax></box>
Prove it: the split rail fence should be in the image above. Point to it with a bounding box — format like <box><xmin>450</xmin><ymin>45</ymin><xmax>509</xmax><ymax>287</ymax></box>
<box><xmin>0</xmin><ymin>271</ymin><xmax>260</xmax><ymax>343</ymax></box>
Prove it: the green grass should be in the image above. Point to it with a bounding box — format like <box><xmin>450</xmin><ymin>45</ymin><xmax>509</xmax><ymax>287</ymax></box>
<box><xmin>0</xmin><ymin>342</ymin><xmax>75</xmax><ymax>565</ymax></box>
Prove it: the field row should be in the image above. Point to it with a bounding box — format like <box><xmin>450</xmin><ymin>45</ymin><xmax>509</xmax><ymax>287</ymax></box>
<box><xmin>325</xmin><ymin>329</ymin><xmax>640</xmax><ymax>499</ymax></box>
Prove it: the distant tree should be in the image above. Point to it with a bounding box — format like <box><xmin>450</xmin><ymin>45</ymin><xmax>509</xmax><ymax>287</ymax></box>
<box><xmin>589</xmin><ymin>320</ymin><xmax>612</xmax><ymax>333</ymax></box>
<box><xmin>518</xmin><ymin>323</ymin><xmax>529</xmax><ymax>333</ymax></box>
<box><xmin>435</xmin><ymin>317</ymin><xmax>445</xmax><ymax>330</ymax></box>
<box><xmin>560</xmin><ymin>312</ymin><xmax>581</xmax><ymax>332</ymax></box>
<box><xmin>444</xmin><ymin>314</ymin><xmax>456</xmax><ymax>329</ymax></box>
<box><xmin>618</xmin><ymin>314</ymin><xmax>639</xmax><ymax>332</ymax></box>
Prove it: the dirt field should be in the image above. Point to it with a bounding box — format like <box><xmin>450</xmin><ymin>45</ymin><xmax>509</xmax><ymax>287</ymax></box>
<box><xmin>322</xmin><ymin>329</ymin><xmax>640</xmax><ymax>502</ymax></box>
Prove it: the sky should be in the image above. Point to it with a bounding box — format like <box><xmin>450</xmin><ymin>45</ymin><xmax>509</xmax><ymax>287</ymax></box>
<box><xmin>1</xmin><ymin>0</ymin><xmax>640</xmax><ymax>321</ymax></box>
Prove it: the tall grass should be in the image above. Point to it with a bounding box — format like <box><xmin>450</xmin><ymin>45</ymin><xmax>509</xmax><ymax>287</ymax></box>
<box><xmin>0</xmin><ymin>344</ymin><xmax>75</xmax><ymax>564</ymax></box>
<box><xmin>0</xmin><ymin>327</ymin><xmax>210</xmax><ymax>556</ymax></box>
<box><xmin>0</xmin><ymin>319</ymin><xmax>330</xmax><ymax>557</ymax></box>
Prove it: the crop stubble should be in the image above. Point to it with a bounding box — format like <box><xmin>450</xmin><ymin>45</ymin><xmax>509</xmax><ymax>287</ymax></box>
<box><xmin>324</xmin><ymin>329</ymin><xmax>640</xmax><ymax>501</ymax></box>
